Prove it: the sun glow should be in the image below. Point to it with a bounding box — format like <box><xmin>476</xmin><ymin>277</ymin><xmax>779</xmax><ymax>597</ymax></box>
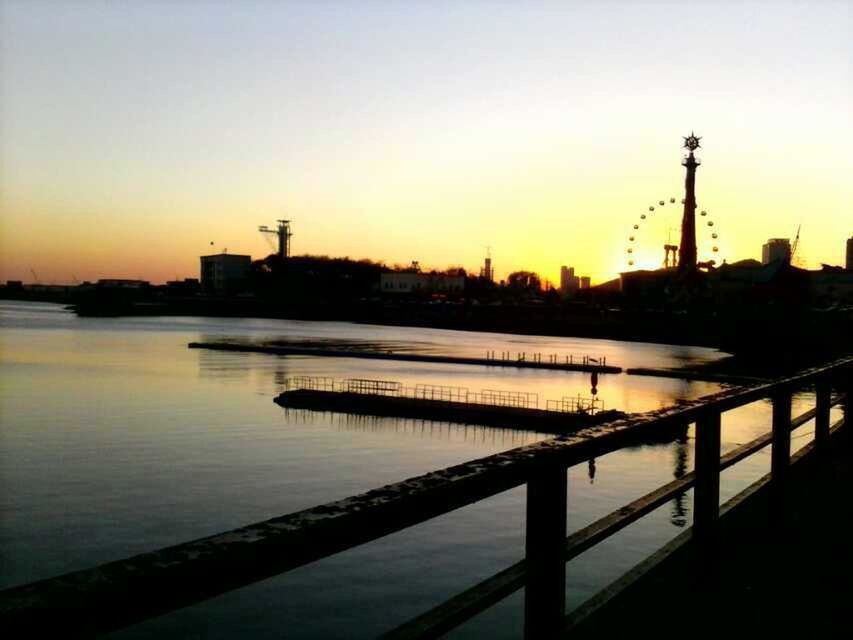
<box><xmin>1</xmin><ymin>3</ymin><xmax>850</xmax><ymax>285</ymax></box>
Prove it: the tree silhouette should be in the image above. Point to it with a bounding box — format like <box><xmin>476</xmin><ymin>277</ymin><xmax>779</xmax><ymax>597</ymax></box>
<box><xmin>507</xmin><ymin>270</ymin><xmax>542</xmax><ymax>291</ymax></box>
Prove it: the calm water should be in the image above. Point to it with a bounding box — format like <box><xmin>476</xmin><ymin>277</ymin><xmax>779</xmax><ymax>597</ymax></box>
<box><xmin>0</xmin><ymin>301</ymin><xmax>833</xmax><ymax>638</ymax></box>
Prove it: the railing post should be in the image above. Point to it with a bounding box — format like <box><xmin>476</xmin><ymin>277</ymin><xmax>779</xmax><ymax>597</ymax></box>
<box><xmin>843</xmin><ymin>366</ymin><xmax>853</xmax><ymax>452</ymax></box>
<box><xmin>693</xmin><ymin>411</ymin><xmax>721</xmax><ymax>578</ymax></box>
<box><xmin>524</xmin><ymin>464</ymin><xmax>567</xmax><ymax>640</ymax></box>
<box><xmin>770</xmin><ymin>390</ymin><xmax>792</xmax><ymax>524</ymax></box>
<box><xmin>815</xmin><ymin>380</ymin><xmax>831</xmax><ymax>449</ymax></box>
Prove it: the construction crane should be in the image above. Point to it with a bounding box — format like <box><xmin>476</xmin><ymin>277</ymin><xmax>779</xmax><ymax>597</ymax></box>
<box><xmin>790</xmin><ymin>224</ymin><xmax>801</xmax><ymax>266</ymax></box>
<box><xmin>259</xmin><ymin>220</ymin><xmax>292</xmax><ymax>259</ymax></box>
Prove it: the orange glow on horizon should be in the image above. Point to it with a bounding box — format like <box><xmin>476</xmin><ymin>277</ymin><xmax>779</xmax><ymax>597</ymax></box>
<box><xmin>1</xmin><ymin>3</ymin><xmax>850</xmax><ymax>287</ymax></box>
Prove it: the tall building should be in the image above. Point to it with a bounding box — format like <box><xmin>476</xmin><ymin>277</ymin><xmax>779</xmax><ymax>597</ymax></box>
<box><xmin>847</xmin><ymin>237</ymin><xmax>853</xmax><ymax>270</ymax></box>
<box><xmin>580</xmin><ymin>276</ymin><xmax>591</xmax><ymax>289</ymax></box>
<box><xmin>761</xmin><ymin>239</ymin><xmax>791</xmax><ymax>265</ymax></box>
<box><xmin>480</xmin><ymin>251</ymin><xmax>494</xmax><ymax>281</ymax></box>
<box><xmin>200</xmin><ymin>253</ymin><xmax>251</xmax><ymax>294</ymax></box>
<box><xmin>560</xmin><ymin>266</ymin><xmax>580</xmax><ymax>293</ymax></box>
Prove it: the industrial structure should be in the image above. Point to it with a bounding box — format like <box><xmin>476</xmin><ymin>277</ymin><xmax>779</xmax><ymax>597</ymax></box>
<box><xmin>259</xmin><ymin>220</ymin><xmax>293</xmax><ymax>259</ymax></box>
<box><xmin>847</xmin><ymin>237</ymin><xmax>852</xmax><ymax>270</ymax></box>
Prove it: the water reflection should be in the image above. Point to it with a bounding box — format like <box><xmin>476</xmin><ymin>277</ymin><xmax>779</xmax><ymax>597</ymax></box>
<box><xmin>670</xmin><ymin>429</ymin><xmax>690</xmax><ymax>527</ymax></box>
<box><xmin>196</xmin><ymin>348</ymin><xmax>253</xmax><ymax>382</ymax></box>
<box><xmin>281</xmin><ymin>409</ymin><xmax>552</xmax><ymax>447</ymax></box>
<box><xmin>5</xmin><ymin>301</ymin><xmax>810</xmax><ymax>639</ymax></box>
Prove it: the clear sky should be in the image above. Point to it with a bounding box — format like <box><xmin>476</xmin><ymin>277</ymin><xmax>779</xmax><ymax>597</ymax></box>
<box><xmin>1</xmin><ymin>1</ymin><xmax>850</xmax><ymax>285</ymax></box>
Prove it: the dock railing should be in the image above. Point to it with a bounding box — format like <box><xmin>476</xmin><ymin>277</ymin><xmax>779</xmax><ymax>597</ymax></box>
<box><xmin>546</xmin><ymin>395</ymin><xmax>604</xmax><ymax>414</ymax></box>
<box><xmin>1</xmin><ymin>357</ymin><xmax>851</xmax><ymax>638</ymax></box>
<box><xmin>283</xmin><ymin>377</ymin><xmax>591</xmax><ymax>413</ymax></box>
<box><xmin>486</xmin><ymin>351</ymin><xmax>607</xmax><ymax>367</ymax></box>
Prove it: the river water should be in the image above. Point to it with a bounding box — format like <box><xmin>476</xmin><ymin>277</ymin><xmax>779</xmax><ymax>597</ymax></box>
<box><xmin>0</xmin><ymin>301</ymin><xmax>831</xmax><ymax>638</ymax></box>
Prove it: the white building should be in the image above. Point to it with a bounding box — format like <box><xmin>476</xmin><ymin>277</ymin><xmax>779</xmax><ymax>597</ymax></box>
<box><xmin>200</xmin><ymin>253</ymin><xmax>251</xmax><ymax>294</ymax></box>
<box><xmin>380</xmin><ymin>272</ymin><xmax>465</xmax><ymax>294</ymax></box>
<box><xmin>761</xmin><ymin>239</ymin><xmax>791</xmax><ymax>265</ymax></box>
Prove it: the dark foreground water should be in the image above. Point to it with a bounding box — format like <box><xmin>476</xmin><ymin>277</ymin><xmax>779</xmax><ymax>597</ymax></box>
<box><xmin>0</xmin><ymin>301</ymin><xmax>834</xmax><ymax>638</ymax></box>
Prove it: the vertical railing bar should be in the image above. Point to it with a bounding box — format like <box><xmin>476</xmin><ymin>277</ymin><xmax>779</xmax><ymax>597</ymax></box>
<box><xmin>693</xmin><ymin>412</ymin><xmax>721</xmax><ymax>576</ymax></box>
<box><xmin>524</xmin><ymin>464</ymin><xmax>567</xmax><ymax>640</ymax></box>
<box><xmin>815</xmin><ymin>380</ymin><xmax>831</xmax><ymax>448</ymax></box>
<box><xmin>843</xmin><ymin>367</ymin><xmax>852</xmax><ymax>452</ymax></box>
<box><xmin>770</xmin><ymin>390</ymin><xmax>793</xmax><ymax>525</ymax></box>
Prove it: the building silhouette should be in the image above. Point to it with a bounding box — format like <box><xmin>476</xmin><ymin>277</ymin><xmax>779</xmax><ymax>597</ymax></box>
<box><xmin>200</xmin><ymin>253</ymin><xmax>251</xmax><ymax>294</ymax></box>
<box><xmin>560</xmin><ymin>266</ymin><xmax>580</xmax><ymax>293</ymax></box>
<box><xmin>678</xmin><ymin>133</ymin><xmax>702</xmax><ymax>272</ymax></box>
<box><xmin>380</xmin><ymin>272</ymin><xmax>464</xmax><ymax>294</ymax></box>
<box><xmin>847</xmin><ymin>237</ymin><xmax>853</xmax><ymax>270</ymax></box>
<box><xmin>762</xmin><ymin>238</ymin><xmax>791</xmax><ymax>265</ymax></box>
<box><xmin>480</xmin><ymin>249</ymin><xmax>494</xmax><ymax>282</ymax></box>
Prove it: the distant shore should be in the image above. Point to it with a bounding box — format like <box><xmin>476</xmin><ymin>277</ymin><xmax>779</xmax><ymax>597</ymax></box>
<box><xmin>3</xmin><ymin>294</ymin><xmax>850</xmax><ymax>374</ymax></box>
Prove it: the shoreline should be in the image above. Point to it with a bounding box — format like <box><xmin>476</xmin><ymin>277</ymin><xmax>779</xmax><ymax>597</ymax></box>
<box><xmin>4</xmin><ymin>296</ymin><xmax>850</xmax><ymax>380</ymax></box>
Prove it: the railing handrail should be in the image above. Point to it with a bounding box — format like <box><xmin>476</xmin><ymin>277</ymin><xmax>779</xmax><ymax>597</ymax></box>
<box><xmin>380</xmin><ymin>393</ymin><xmax>846</xmax><ymax>639</ymax></box>
<box><xmin>2</xmin><ymin>355</ymin><xmax>851</xmax><ymax>636</ymax></box>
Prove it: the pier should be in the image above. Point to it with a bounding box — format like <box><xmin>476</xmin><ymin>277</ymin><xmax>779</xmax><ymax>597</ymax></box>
<box><xmin>188</xmin><ymin>341</ymin><xmax>622</xmax><ymax>373</ymax></box>
<box><xmin>274</xmin><ymin>377</ymin><xmax>617</xmax><ymax>433</ymax></box>
<box><xmin>1</xmin><ymin>356</ymin><xmax>850</xmax><ymax>638</ymax></box>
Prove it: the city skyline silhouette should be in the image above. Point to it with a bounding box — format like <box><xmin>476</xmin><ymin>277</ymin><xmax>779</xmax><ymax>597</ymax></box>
<box><xmin>1</xmin><ymin>1</ymin><xmax>850</xmax><ymax>285</ymax></box>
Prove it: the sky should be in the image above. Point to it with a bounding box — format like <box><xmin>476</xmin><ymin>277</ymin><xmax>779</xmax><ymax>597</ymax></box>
<box><xmin>1</xmin><ymin>0</ymin><xmax>850</xmax><ymax>285</ymax></box>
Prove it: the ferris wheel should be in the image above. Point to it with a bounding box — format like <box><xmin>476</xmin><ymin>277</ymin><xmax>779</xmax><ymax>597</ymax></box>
<box><xmin>624</xmin><ymin>195</ymin><xmax>723</xmax><ymax>270</ymax></box>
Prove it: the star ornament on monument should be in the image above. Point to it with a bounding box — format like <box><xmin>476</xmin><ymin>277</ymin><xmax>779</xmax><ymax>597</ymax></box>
<box><xmin>683</xmin><ymin>132</ymin><xmax>702</xmax><ymax>151</ymax></box>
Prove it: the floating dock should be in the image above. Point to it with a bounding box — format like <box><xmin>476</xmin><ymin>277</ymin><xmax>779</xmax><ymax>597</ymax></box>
<box><xmin>274</xmin><ymin>377</ymin><xmax>616</xmax><ymax>433</ymax></box>
<box><xmin>274</xmin><ymin>388</ymin><xmax>623</xmax><ymax>433</ymax></box>
<box><xmin>188</xmin><ymin>341</ymin><xmax>622</xmax><ymax>373</ymax></box>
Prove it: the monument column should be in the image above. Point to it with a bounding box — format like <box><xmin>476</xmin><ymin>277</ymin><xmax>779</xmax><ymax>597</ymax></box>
<box><xmin>678</xmin><ymin>132</ymin><xmax>701</xmax><ymax>272</ymax></box>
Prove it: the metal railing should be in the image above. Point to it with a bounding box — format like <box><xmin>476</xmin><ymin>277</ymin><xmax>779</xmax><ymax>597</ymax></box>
<box><xmin>2</xmin><ymin>357</ymin><xmax>850</xmax><ymax>638</ymax></box>
<box><xmin>478</xmin><ymin>389</ymin><xmax>539</xmax><ymax>409</ymax></box>
<box><xmin>413</xmin><ymin>383</ymin><xmax>470</xmax><ymax>403</ymax></box>
<box><xmin>283</xmin><ymin>377</ymin><xmax>593</xmax><ymax>413</ymax></box>
<box><xmin>546</xmin><ymin>395</ymin><xmax>604</xmax><ymax>414</ymax></box>
<box><xmin>285</xmin><ymin>375</ymin><xmax>336</xmax><ymax>392</ymax></box>
<box><xmin>486</xmin><ymin>351</ymin><xmax>607</xmax><ymax>367</ymax></box>
<box><xmin>343</xmin><ymin>378</ymin><xmax>403</xmax><ymax>396</ymax></box>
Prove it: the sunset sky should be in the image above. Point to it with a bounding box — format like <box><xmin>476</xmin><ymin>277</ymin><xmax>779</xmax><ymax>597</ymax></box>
<box><xmin>1</xmin><ymin>1</ymin><xmax>850</xmax><ymax>285</ymax></box>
